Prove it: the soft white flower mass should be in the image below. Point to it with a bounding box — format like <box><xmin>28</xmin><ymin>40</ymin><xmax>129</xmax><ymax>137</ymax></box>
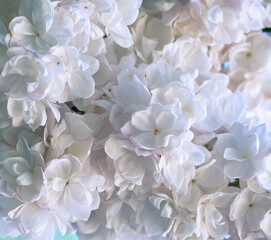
<box><xmin>1</xmin><ymin>0</ymin><xmax>271</xmax><ymax>239</ymax></box>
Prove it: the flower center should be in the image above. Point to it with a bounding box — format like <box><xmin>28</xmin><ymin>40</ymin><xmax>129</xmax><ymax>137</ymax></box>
<box><xmin>246</xmin><ymin>52</ymin><xmax>252</xmax><ymax>58</ymax></box>
<box><xmin>153</xmin><ymin>129</ymin><xmax>159</xmax><ymax>135</ymax></box>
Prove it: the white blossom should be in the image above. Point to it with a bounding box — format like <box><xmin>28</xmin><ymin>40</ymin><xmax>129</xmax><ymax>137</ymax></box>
<box><xmin>174</xmin><ymin>160</ymin><xmax>227</xmax><ymax>212</ymax></box>
<box><xmin>9</xmin><ymin>0</ymin><xmax>72</xmax><ymax>51</ymax></box>
<box><xmin>121</xmin><ymin>103</ymin><xmax>188</xmax><ymax>154</ymax></box>
<box><xmin>0</xmin><ymin>0</ymin><xmax>271</xmax><ymax>238</ymax></box>
<box><xmin>0</xmin><ymin>47</ymin><xmax>55</xmax><ymax>101</ymax></box>
<box><xmin>0</xmin><ymin>137</ymin><xmax>46</xmax><ymax>202</ymax></box>
<box><xmin>50</xmin><ymin>112</ymin><xmax>101</xmax><ymax>162</ymax></box>
<box><xmin>229</xmin><ymin>32</ymin><xmax>271</xmax><ymax>72</ymax></box>
<box><xmin>51</xmin><ymin>46</ymin><xmax>99</xmax><ymax>101</ymax></box>
<box><xmin>45</xmin><ymin>154</ymin><xmax>104</xmax><ymax>221</ymax></box>
<box><xmin>105</xmin><ymin>136</ymin><xmax>158</xmax><ymax>186</ymax></box>
<box><xmin>230</xmin><ymin>188</ymin><xmax>271</xmax><ymax>239</ymax></box>
<box><xmin>196</xmin><ymin>192</ymin><xmax>237</xmax><ymax>240</ymax></box>
<box><xmin>215</xmin><ymin>123</ymin><xmax>269</xmax><ymax>179</ymax></box>
<box><xmin>161</xmin><ymin>37</ymin><xmax>212</xmax><ymax>74</ymax></box>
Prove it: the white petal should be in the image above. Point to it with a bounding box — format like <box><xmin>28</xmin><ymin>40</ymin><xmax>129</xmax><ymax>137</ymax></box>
<box><xmin>208</xmin><ymin>6</ymin><xmax>223</xmax><ymax>24</ymax></box>
<box><xmin>197</xmin><ymin>166</ymin><xmax>225</xmax><ymax>192</ymax></box>
<box><xmin>230</xmin><ymin>197</ymin><xmax>249</xmax><ymax>221</ymax></box>
<box><xmin>139</xmin><ymin>201</ymin><xmax>167</xmax><ymax>236</ymax></box>
<box><xmin>21</xmin><ymin>203</ymin><xmax>47</xmax><ymax>232</ymax></box>
<box><xmin>156</xmin><ymin>110</ymin><xmax>177</xmax><ymax>131</ymax></box>
<box><xmin>52</xmin><ymin>177</ymin><xmax>67</xmax><ymax>192</ymax></box>
<box><xmin>9</xmin><ymin>16</ymin><xmax>35</xmax><ymax>37</ymax></box>
<box><xmin>16</xmin><ymin>171</ymin><xmax>33</xmax><ymax>186</ymax></box>
<box><xmin>258</xmin><ymin>172</ymin><xmax>271</xmax><ymax>190</ymax></box>
<box><xmin>224</xmin><ymin>161</ymin><xmax>246</xmax><ymax>178</ymax></box>
<box><xmin>260</xmin><ymin>211</ymin><xmax>271</xmax><ymax>236</ymax></box>
<box><xmin>216</xmin><ymin>133</ymin><xmax>239</xmax><ymax>156</ymax></box>
<box><xmin>69</xmin><ymin>72</ymin><xmax>95</xmax><ymax>98</ymax></box>
<box><xmin>246</xmin><ymin>206</ymin><xmax>266</xmax><ymax>231</ymax></box>
<box><xmin>17</xmin><ymin>167</ymin><xmax>45</xmax><ymax>202</ymax></box>
<box><xmin>223</xmin><ymin>148</ymin><xmax>245</xmax><ymax>161</ymax></box>
<box><xmin>63</xmin><ymin>184</ymin><xmax>91</xmax><ymax>220</ymax></box>
<box><xmin>131</xmin><ymin>132</ymin><xmax>157</xmax><ymax>149</ymax></box>
<box><xmin>16</xmin><ymin>137</ymin><xmax>31</xmax><ymax>162</ymax></box>
<box><xmin>131</xmin><ymin>110</ymin><xmax>155</xmax><ymax>131</ymax></box>
<box><xmin>109</xmin><ymin>24</ymin><xmax>133</xmax><ymax>48</ymax></box>
<box><xmin>32</xmin><ymin>0</ymin><xmax>53</xmax><ymax>35</ymax></box>
<box><xmin>70</xmin><ymin>119</ymin><xmax>93</xmax><ymax>141</ymax></box>
<box><xmin>45</xmin><ymin>158</ymin><xmax>72</xmax><ymax>179</ymax></box>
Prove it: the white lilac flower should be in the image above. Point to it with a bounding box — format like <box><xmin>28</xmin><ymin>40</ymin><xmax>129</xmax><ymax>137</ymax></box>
<box><xmin>101</xmin><ymin>0</ymin><xmax>142</xmax><ymax>48</ymax></box>
<box><xmin>151</xmin><ymin>80</ymin><xmax>205</xmax><ymax>125</ymax></box>
<box><xmin>235</xmin><ymin>71</ymin><xmax>271</xmax><ymax>110</ymax></box>
<box><xmin>0</xmin><ymin>47</ymin><xmax>56</xmax><ymax>101</ymax></box>
<box><xmin>215</xmin><ymin>123</ymin><xmax>269</xmax><ymax>179</ymax></box>
<box><xmin>0</xmin><ymin>46</ymin><xmax>63</xmax><ymax>129</ymax></box>
<box><xmin>159</xmin><ymin>150</ymin><xmax>195</xmax><ymax>193</ymax></box>
<box><xmin>121</xmin><ymin>103</ymin><xmax>188</xmax><ymax>154</ymax></box>
<box><xmin>9</xmin><ymin>0</ymin><xmax>72</xmax><ymax>51</ymax></box>
<box><xmin>167</xmin><ymin>0</ymin><xmax>209</xmax><ymax>42</ymax></box>
<box><xmin>55</xmin><ymin>0</ymin><xmax>98</xmax><ymax>53</ymax></box>
<box><xmin>6</xmin><ymin>97</ymin><xmax>60</xmax><ymax>130</ymax></box>
<box><xmin>193</xmin><ymin>74</ymin><xmax>230</xmax><ymax>134</ymax></box>
<box><xmin>45</xmin><ymin>154</ymin><xmax>104</xmax><ymax>221</ymax></box>
<box><xmin>0</xmin><ymin>137</ymin><xmax>46</xmax><ymax>202</ymax></box>
<box><xmin>229</xmin><ymin>32</ymin><xmax>271</xmax><ymax>72</ymax></box>
<box><xmin>230</xmin><ymin>188</ymin><xmax>271</xmax><ymax>239</ymax></box>
<box><xmin>196</xmin><ymin>192</ymin><xmax>237</xmax><ymax>240</ymax></box>
<box><xmin>137</xmin><ymin>189</ymin><xmax>197</xmax><ymax>239</ymax></box>
<box><xmin>196</xmin><ymin>85</ymin><xmax>246</xmax><ymax>131</ymax></box>
<box><xmin>159</xmin><ymin>138</ymin><xmax>207</xmax><ymax>194</ymax></box>
<box><xmin>105</xmin><ymin>199</ymin><xmax>137</xmax><ymax>236</ymax></box>
<box><xmin>51</xmin><ymin>46</ymin><xmax>99</xmax><ymax>101</ymax></box>
<box><xmin>161</xmin><ymin>37</ymin><xmax>212</xmax><ymax>74</ymax></box>
<box><xmin>50</xmin><ymin>112</ymin><xmax>101</xmax><ymax>163</ymax></box>
<box><xmin>4</xmin><ymin>194</ymin><xmax>75</xmax><ymax>240</ymax></box>
<box><xmin>205</xmin><ymin>0</ymin><xmax>266</xmax><ymax>44</ymax></box>
<box><xmin>0</xmin><ymin>124</ymin><xmax>46</xmax><ymax>156</ymax></box>
<box><xmin>132</xmin><ymin>13</ymin><xmax>174</xmax><ymax>62</ymax></box>
<box><xmin>105</xmin><ymin>136</ymin><xmax>158</xmax><ymax>186</ymax></box>
<box><xmin>171</xmin><ymin>0</ymin><xmax>266</xmax><ymax>44</ymax></box>
<box><xmin>142</xmin><ymin>58</ymin><xmax>198</xmax><ymax>91</ymax></box>
<box><xmin>173</xmin><ymin>160</ymin><xmax>227</xmax><ymax>212</ymax></box>
<box><xmin>0</xmin><ymin>195</ymin><xmax>21</xmax><ymax>238</ymax></box>
<box><xmin>0</xmin><ymin>0</ymin><xmax>271</xmax><ymax>239</ymax></box>
<box><xmin>137</xmin><ymin>196</ymin><xmax>168</xmax><ymax>237</ymax></box>
<box><xmin>109</xmin><ymin>70</ymin><xmax>151</xmax><ymax>131</ymax></box>
<box><xmin>77</xmin><ymin>207</ymin><xmax>110</xmax><ymax>240</ymax></box>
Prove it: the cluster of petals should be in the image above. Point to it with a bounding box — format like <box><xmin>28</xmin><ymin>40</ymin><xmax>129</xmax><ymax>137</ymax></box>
<box><xmin>1</xmin><ymin>0</ymin><xmax>271</xmax><ymax>240</ymax></box>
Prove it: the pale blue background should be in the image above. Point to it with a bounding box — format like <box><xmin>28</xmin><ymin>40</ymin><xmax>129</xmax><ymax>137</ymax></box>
<box><xmin>0</xmin><ymin>231</ymin><xmax>78</xmax><ymax>240</ymax></box>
